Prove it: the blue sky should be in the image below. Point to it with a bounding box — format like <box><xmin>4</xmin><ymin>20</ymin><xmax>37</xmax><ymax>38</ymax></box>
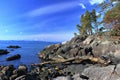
<box><xmin>0</xmin><ymin>0</ymin><xmax>104</xmax><ymax>42</ymax></box>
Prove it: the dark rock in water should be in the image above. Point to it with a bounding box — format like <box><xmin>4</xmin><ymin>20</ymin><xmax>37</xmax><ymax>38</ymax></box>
<box><xmin>6</xmin><ymin>54</ymin><xmax>21</xmax><ymax>61</ymax></box>
<box><xmin>0</xmin><ymin>49</ymin><xmax>9</xmax><ymax>55</ymax></box>
<box><xmin>7</xmin><ymin>45</ymin><xmax>21</xmax><ymax>49</ymax></box>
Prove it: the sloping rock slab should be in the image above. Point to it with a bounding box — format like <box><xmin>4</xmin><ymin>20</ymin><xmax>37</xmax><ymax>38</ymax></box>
<box><xmin>81</xmin><ymin>65</ymin><xmax>120</xmax><ymax>80</ymax></box>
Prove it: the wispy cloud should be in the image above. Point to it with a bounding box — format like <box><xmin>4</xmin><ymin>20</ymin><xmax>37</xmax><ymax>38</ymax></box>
<box><xmin>26</xmin><ymin>1</ymin><xmax>78</xmax><ymax>17</ymax></box>
<box><xmin>79</xmin><ymin>3</ymin><xmax>86</xmax><ymax>9</ymax></box>
<box><xmin>24</xmin><ymin>33</ymin><xmax>74</xmax><ymax>41</ymax></box>
<box><xmin>0</xmin><ymin>32</ymin><xmax>74</xmax><ymax>42</ymax></box>
<box><xmin>89</xmin><ymin>0</ymin><xmax>105</xmax><ymax>5</ymax></box>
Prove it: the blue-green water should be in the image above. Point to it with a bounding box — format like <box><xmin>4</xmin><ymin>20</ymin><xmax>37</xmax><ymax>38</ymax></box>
<box><xmin>0</xmin><ymin>41</ymin><xmax>55</xmax><ymax>67</ymax></box>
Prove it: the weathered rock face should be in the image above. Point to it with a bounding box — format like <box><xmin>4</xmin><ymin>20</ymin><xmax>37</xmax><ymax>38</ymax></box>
<box><xmin>81</xmin><ymin>64</ymin><xmax>120</xmax><ymax>80</ymax></box>
<box><xmin>37</xmin><ymin>35</ymin><xmax>120</xmax><ymax>79</ymax></box>
<box><xmin>53</xmin><ymin>64</ymin><xmax>120</xmax><ymax>80</ymax></box>
<box><xmin>39</xmin><ymin>35</ymin><xmax>120</xmax><ymax>61</ymax></box>
<box><xmin>69</xmin><ymin>36</ymin><xmax>87</xmax><ymax>44</ymax></box>
<box><xmin>39</xmin><ymin>44</ymin><xmax>62</xmax><ymax>60</ymax></box>
<box><xmin>39</xmin><ymin>36</ymin><xmax>87</xmax><ymax>60</ymax></box>
<box><xmin>83</xmin><ymin>36</ymin><xmax>95</xmax><ymax>45</ymax></box>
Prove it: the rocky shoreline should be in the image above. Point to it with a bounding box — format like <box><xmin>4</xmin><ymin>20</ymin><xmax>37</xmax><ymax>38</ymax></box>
<box><xmin>0</xmin><ymin>35</ymin><xmax>120</xmax><ymax>80</ymax></box>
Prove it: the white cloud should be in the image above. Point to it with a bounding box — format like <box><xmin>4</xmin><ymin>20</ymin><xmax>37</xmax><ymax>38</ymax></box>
<box><xmin>79</xmin><ymin>3</ymin><xmax>86</xmax><ymax>9</ymax></box>
<box><xmin>89</xmin><ymin>0</ymin><xmax>105</xmax><ymax>5</ymax></box>
<box><xmin>26</xmin><ymin>1</ymin><xmax>78</xmax><ymax>17</ymax></box>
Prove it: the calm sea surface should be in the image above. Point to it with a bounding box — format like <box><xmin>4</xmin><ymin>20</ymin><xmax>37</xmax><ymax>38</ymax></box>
<box><xmin>0</xmin><ymin>41</ymin><xmax>56</xmax><ymax>67</ymax></box>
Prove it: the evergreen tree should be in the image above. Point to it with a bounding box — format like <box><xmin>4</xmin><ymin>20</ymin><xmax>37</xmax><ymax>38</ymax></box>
<box><xmin>77</xmin><ymin>10</ymin><xmax>93</xmax><ymax>36</ymax></box>
<box><xmin>85</xmin><ymin>10</ymin><xmax>93</xmax><ymax>35</ymax></box>
<box><xmin>103</xmin><ymin>1</ymin><xmax>120</xmax><ymax>35</ymax></box>
<box><xmin>91</xmin><ymin>9</ymin><xmax>98</xmax><ymax>33</ymax></box>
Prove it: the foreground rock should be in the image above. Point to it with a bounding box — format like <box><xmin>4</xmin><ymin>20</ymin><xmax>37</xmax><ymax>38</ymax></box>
<box><xmin>0</xmin><ymin>49</ymin><xmax>9</xmax><ymax>55</ymax></box>
<box><xmin>53</xmin><ymin>64</ymin><xmax>120</xmax><ymax>80</ymax></box>
<box><xmin>6</xmin><ymin>54</ymin><xmax>21</xmax><ymax>61</ymax></box>
<box><xmin>80</xmin><ymin>64</ymin><xmax>120</xmax><ymax>80</ymax></box>
<box><xmin>1</xmin><ymin>63</ymin><xmax>120</xmax><ymax>80</ymax></box>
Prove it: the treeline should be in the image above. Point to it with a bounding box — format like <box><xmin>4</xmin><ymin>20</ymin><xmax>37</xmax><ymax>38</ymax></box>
<box><xmin>76</xmin><ymin>0</ymin><xmax>120</xmax><ymax>37</ymax></box>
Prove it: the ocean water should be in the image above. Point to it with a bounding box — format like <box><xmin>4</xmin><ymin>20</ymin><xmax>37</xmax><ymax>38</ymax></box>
<box><xmin>0</xmin><ymin>41</ymin><xmax>56</xmax><ymax>67</ymax></box>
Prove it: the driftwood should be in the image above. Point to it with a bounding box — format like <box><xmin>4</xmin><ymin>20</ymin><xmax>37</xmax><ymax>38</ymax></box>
<box><xmin>32</xmin><ymin>56</ymin><xmax>111</xmax><ymax>66</ymax></box>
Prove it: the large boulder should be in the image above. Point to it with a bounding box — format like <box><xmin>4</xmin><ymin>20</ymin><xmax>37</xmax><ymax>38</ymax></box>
<box><xmin>69</xmin><ymin>36</ymin><xmax>87</xmax><ymax>44</ymax></box>
<box><xmin>61</xmin><ymin>45</ymin><xmax>71</xmax><ymax>53</ymax></box>
<box><xmin>39</xmin><ymin>44</ymin><xmax>61</xmax><ymax>59</ymax></box>
<box><xmin>92</xmin><ymin>41</ymin><xmax>120</xmax><ymax>57</ymax></box>
<box><xmin>69</xmin><ymin>48</ymin><xmax>79</xmax><ymax>57</ymax></box>
<box><xmin>17</xmin><ymin>65</ymin><xmax>27</xmax><ymax>76</ymax></box>
<box><xmin>83</xmin><ymin>36</ymin><xmax>95</xmax><ymax>45</ymax></box>
<box><xmin>72</xmin><ymin>74</ymin><xmax>83</xmax><ymax>80</ymax></box>
<box><xmin>113</xmin><ymin>50</ymin><xmax>120</xmax><ymax>59</ymax></box>
<box><xmin>18</xmin><ymin>65</ymin><xmax>27</xmax><ymax>71</ymax></box>
<box><xmin>81</xmin><ymin>64</ymin><xmax>120</xmax><ymax>80</ymax></box>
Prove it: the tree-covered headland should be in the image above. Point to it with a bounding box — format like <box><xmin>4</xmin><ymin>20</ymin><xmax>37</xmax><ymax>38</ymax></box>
<box><xmin>76</xmin><ymin>0</ymin><xmax>120</xmax><ymax>37</ymax></box>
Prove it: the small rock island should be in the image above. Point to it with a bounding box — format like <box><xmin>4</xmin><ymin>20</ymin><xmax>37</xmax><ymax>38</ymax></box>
<box><xmin>7</xmin><ymin>45</ymin><xmax>21</xmax><ymax>49</ymax></box>
<box><xmin>0</xmin><ymin>49</ymin><xmax>9</xmax><ymax>55</ymax></box>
